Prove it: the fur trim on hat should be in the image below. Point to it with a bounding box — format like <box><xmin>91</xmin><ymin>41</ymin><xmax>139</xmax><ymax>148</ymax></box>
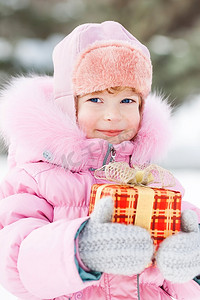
<box><xmin>73</xmin><ymin>41</ymin><xmax>152</xmax><ymax>99</ymax></box>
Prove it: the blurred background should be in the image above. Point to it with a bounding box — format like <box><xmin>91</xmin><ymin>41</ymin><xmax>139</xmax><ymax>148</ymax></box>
<box><xmin>0</xmin><ymin>0</ymin><xmax>200</xmax><ymax>298</ymax></box>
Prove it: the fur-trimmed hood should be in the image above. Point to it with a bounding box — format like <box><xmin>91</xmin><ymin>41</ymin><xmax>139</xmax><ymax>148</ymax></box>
<box><xmin>0</xmin><ymin>76</ymin><xmax>171</xmax><ymax>171</ymax></box>
<box><xmin>0</xmin><ymin>22</ymin><xmax>172</xmax><ymax>170</ymax></box>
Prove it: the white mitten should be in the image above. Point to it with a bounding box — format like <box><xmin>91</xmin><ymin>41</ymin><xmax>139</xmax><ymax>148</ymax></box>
<box><xmin>78</xmin><ymin>196</ymin><xmax>154</xmax><ymax>276</ymax></box>
<box><xmin>156</xmin><ymin>209</ymin><xmax>200</xmax><ymax>282</ymax></box>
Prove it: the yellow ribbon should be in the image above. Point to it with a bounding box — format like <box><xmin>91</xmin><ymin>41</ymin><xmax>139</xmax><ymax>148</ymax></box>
<box><xmin>94</xmin><ymin>161</ymin><xmax>175</xmax><ymax>188</ymax></box>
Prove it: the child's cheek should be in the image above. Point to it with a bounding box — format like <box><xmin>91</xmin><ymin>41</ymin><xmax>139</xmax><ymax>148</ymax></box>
<box><xmin>77</xmin><ymin>114</ymin><xmax>92</xmax><ymax>137</ymax></box>
<box><xmin>128</xmin><ymin>115</ymin><xmax>141</xmax><ymax>140</ymax></box>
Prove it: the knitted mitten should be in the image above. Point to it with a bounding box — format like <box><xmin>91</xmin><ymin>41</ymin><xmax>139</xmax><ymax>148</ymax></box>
<box><xmin>156</xmin><ymin>209</ymin><xmax>200</xmax><ymax>282</ymax></box>
<box><xmin>78</xmin><ymin>196</ymin><xmax>154</xmax><ymax>276</ymax></box>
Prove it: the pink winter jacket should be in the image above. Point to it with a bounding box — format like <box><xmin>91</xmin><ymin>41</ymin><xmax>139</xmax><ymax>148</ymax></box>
<box><xmin>0</xmin><ymin>22</ymin><xmax>200</xmax><ymax>300</ymax></box>
<box><xmin>0</xmin><ymin>77</ymin><xmax>200</xmax><ymax>300</ymax></box>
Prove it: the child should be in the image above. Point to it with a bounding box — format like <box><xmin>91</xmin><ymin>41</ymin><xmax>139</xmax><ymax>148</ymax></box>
<box><xmin>0</xmin><ymin>20</ymin><xmax>200</xmax><ymax>300</ymax></box>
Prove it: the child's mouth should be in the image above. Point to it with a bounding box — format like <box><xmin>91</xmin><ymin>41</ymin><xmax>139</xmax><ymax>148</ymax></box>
<box><xmin>97</xmin><ymin>130</ymin><xmax>123</xmax><ymax>137</ymax></box>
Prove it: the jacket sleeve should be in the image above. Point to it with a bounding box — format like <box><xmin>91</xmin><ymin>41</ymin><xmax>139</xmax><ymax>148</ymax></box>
<box><xmin>162</xmin><ymin>279</ymin><xmax>200</xmax><ymax>300</ymax></box>
<box><xmin>181</xmin><ymin>200</ymin><xmax>200</xmax><ymax>220</ymax></box>
<box><xmin>0</xmin><ymin>163</ymin><xmax>99</xmax><ymax>299</ymax></box>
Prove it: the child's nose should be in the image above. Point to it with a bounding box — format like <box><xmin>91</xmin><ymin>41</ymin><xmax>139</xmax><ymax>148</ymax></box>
<box><xmin>103</xmin><ymin>106</ymin><xmax>122</xmax><ymax>122</ymax></box>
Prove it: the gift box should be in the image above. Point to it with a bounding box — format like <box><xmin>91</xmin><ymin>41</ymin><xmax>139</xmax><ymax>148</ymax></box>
<box><xmin>89</xmin><ymin>184</ymin><xmax>181</xmax><ymax>248</ymax></box>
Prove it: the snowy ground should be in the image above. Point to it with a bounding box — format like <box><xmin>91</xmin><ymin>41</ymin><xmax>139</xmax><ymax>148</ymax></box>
<box><xmin>0</xmin><ymin>155</ymin><xmax>199</xmax><ymax>299</ymax></box>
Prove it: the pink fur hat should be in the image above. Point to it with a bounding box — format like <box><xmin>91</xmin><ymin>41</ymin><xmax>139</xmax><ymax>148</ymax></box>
<box><xmin>53</xmin><ymin>21</ymin><xmax>152</xmax><ymax>119</ymax></box>
<box><xmin>73</xmin><ymin>40</ymin><xmax>152</xmax><ymax>99</ymax></box>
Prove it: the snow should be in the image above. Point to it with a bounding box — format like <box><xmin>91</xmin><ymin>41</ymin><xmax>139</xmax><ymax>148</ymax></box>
<box><xmin>14</xmin><ymin>34</ymin><xmax>64</xmax><ymax>71</ymax></box>
<box><xmin>162</xmin><ymin>95</ymin><xmax>200</xmax><ymax>169</ymax></box>
<box><xmin>0</xmin><ymin>0</ymin><xmax>30</xmax><ymax>10</ymax></box>
<box><xmin>0</xmin><ymin>38</ymin><xmax>12</xmax><ymax>61</ymax></box>
<box><xmin>149</xmin><ymin>35</ymin><xmax>189</xmax><ymax>57</ymax></box>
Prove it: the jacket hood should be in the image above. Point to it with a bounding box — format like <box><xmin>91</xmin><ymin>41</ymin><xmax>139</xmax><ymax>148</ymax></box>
<box><xmin>0</xmin><ymin>76</ymin><xmax>171</xmax><ymax>171</ymax></box>
<box><xmin>52</xmin><ymin>21</ymin><xmax>152</xmax><ymax>120</ymax></box>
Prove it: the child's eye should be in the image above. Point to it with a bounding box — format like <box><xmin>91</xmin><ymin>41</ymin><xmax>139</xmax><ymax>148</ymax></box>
<box><xmin>121</xmin><ymin>98</ymin><xmax>134</xmax><ymax>104</ymax></box>
<box><xmin>88</xmin><ymin>98</ymin><xmax>102</xmax><ymax>103</ymax></box>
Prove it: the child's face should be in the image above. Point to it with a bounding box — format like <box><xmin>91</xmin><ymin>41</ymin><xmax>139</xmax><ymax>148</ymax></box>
<box><xmin>77</xmin><ymin>88</ymin><xmax>141</xmax><ymax>144</ymax></box>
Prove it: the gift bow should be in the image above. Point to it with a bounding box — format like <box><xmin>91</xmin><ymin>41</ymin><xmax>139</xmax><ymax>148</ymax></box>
<box><xmin>94</xmin><ymin>162</ymin><xmax>176</xmax><ymax>188</ymax></box>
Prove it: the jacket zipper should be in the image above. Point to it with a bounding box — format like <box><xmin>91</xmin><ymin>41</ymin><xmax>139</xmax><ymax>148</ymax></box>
<box><xmin>102</xmin><ymin>143</ymin><xmax>116</xmax><ymax>165</ymax></box>
<box><xmin>137</xmin><ymin>274</ymin><xmax>140</xmax><ymax>300</ymax></box>
<box><xmin>110</xmin><ymin>144</ymin><xmax>116</xmax><ymax>162</ymax></box>
<box><xmin>89</xmin><ymin>143</ymin><xmax>116</xmax><ymax>171</ymax></box>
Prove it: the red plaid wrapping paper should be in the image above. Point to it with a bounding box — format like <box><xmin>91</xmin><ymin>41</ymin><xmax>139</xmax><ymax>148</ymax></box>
<box><xmin>89</xmin><ymin>184</ymin><xmax>182</xmax><ymax>248</ymax></box>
